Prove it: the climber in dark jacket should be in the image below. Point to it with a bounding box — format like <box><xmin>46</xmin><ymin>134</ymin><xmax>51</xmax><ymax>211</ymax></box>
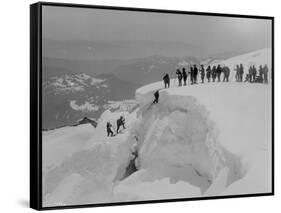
<box><xmin>263</xmin><ymin>64</ymin><xmax>269</xmax><ymax>84</ymax></box>
<box><xmin>190</xmin><ymin>66</ymin><xmax>194</xmax><ymax>84</ymax></box>
<box><xmin>106</xmin><ymin>122</ymin><xmax>114</xmax><ymax>137</ymax></box>
<box><xmin>153</xmin><ymin>90</ymin><xmax>160</xmax><ymax>104</ymax></box>
<box><xmin>206</xmin><ymin>65</ymin><xmax>211</xmax><ymax>82</ymax></box>
<box><xmin>182</xmin><ymin>68</ymin><xmax>188</xmax><ymax>86</ymax></box>
<box><xmin>211</xmin><ymin>65</ymin><xmax>217</xmax><ymax>82</ymax></box>
<box><xmin>258</xmin><ymin>65</ymin><xmax>263</xmax><ymax>83</ymax></box>
<box><xmin>176</xmin><ymin>69</ymin><xmax>183</xmax><ymax>86</ymax></box>
<box><xmin>216</xmin><ymin>65</ymin><xmax>222</xmax><ymax>82</ymax></box>
<box><xmin>249</xmin><ymin>66</ymin><xmax>253</xmax><ymax>82</ymax></box>
<box><xmin>222</xmin><ymin>66</ymin><xmax>230</xmax><ymax>82</ymax></box>
<box><xmin>116</xmin><ymin>116</ymin><xmax>126</xmax><ymax>134</ymax></box>
<box><xmin>163</xmin><ymin>73</ymin><xmax>170</xmax><ymax>88</ymax></box>
<box><xmin>252</xmin><ymin>65</ymin><xmax>257</xmax><ymax>82</ymax></box>
<box><xmin>235</xmin><ymin>65</ymin><xmax>240</xmax><ymax>82</ymax></box>
<box><xmin>193</xmin><ymin>65</ymin><xmax>198</xmax><ymax>84</ymax></box>
<box><xmin>239</xmin><ymin>64</ymin><xmax>244</xmax><ymax>82</ymax></box>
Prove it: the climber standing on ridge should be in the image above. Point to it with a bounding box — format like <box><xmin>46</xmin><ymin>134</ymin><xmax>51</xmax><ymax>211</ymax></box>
<box><xmin>190</xmin><ymin>66</ymin><xmax>194</xmax><ymax>84</ymax></box>
<box><xmin>216</xmin><ymin>64</ymin><xmax>222</xmax><ymax>82</ymax></box>
<box><xmin>182</xmin><ymin>67</ymin><xmax>188</xmax><ymax>86</ymax></box>
<box><xmin>163</xmin><ymin>73</ymin><xmax>170</xmax><ymax>88</ymax></box>
<box><xmin>200</xmin><ymin>64</ymin><xmax>205</xmax><ymax>83</ymax></box>
<box><xmin>212</xmin><ymin>65</ymin><xmax>217</xmax><ymax>82</ymax></box>
<box><xmin>248</xmin><ymin>66</ymin><xmax>253</xmax><ymax>82</ymax></box>
<box><xmin>153</xmin><ymin>90</ymin><xmax>160</xmax><ymax>104</ymax></box>
<box><xmin>106</xmin><ymin>121</ymin><xmax>114</xmax><ymax>137</ymax></box>
<box><xmin>239</xmin><ymin>64</ymin><xmax>244</xmax><ymax>82</ymax></box>
<box><xmin>116</xmin><ymin>116</ymin><xmax>126</xmax><ymax>134</ymax></box>
<box><xmin>206</xmin><ymin>65</ymin><xmax>211</xmax><ymax>82</ymax></box>
<box><xmin>222</xmin><ymin>65</ymin><xmax>230</xmax><ymax>82</ymax></box>
<box><xmin>258</xmin><ymin>65</ymin><xmax>264</xmax><ymax>83</ymax></box>
<box><xmin>176</xmin><ymin>69</ymin><xmax>183</xmax><ymax>86</ymax></box>
<box><xmin>252</xmin><ymin>65</ymin><xmax>257</xmax><ymax>82</ymax></box>
<box><xmin>263</xmin><ymin>64</ymin><xmax>269</xmax><ymax>84</ymax></box>
<box><xmin>235</xmin><ymin>64</ymin><xmax>240</xmax><ymax>82</ymax></box>
<box><xmin>193</xmin><ymin>64</ymin><xmax>198</xmax><ymax>84</ymax></box>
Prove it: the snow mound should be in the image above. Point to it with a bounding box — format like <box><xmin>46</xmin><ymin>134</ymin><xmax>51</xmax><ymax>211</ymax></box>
<box><xmin>131</xmin><ymin>81</ymin><xmax>271</xmax><ymax>198</ymax></box>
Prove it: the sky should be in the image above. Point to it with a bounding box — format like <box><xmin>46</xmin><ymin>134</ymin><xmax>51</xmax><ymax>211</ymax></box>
<box><xmin>42</xmin><ymin>5</ymin><xmax>272</xmax><ymax>59</ymax></box>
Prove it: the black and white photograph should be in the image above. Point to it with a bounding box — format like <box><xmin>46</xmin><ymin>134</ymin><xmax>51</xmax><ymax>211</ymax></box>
<box><xmin>34</xmin><ymin>2</ymin><xmax>273</xmax><ymax>209</ymax></box>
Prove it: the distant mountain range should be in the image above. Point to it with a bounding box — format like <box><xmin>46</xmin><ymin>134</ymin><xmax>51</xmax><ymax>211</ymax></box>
<box><xmin>43</xmin><ymin>55</ymin><xmax>201</xmax><ymax>86</ymax></box>
<box><xmin>42</xmin><ymin>73</ymin><xmax>139</xmax><ymax>129</ymax></box>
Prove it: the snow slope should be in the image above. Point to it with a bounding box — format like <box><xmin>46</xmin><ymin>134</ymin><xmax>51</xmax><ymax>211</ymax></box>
<box><xmin>43</xmin><ymin>82</ymin><xmax>271</xmax><ymax>206</ymax></box>
<box><xmin>42</xmin><ymin>109</ymin><xmax>138</xmax><ymax>206</ymax></box>
<box><xmin>128</xmin><ymin>81</ymin><xmax>271</xmax><ymax>199</ymax></box>
<box><xmin>42</xmin><ymin>49</ymin><xmax>272</xmax><ymax>207</ymax></box>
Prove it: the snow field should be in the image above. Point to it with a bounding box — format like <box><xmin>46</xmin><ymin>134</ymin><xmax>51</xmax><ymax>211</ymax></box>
<box><xmin>42</xmin><ymin>48</ymin><xmax>272</xmax><ymax>206</ymax></box>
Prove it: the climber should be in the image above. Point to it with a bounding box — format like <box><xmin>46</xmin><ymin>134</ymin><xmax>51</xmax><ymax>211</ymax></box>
<box><xmin>222</xmin><ymin>66</ymin><xmax>230</xmax><ymax>82</ymax></box>
<box><xmin>193</xmin><ymin>64</ymin><xmax>198</xmax><ymax>84</ymax></box>
<box><xmin>163</xmin><ymin>73</ymin><xmax>170</xmax><ymax>88</ymax></box>
<box><xmin>116</xmin><ymin>116</ymin><xmax>126</xmax><ymax>134</ymax></box>
<box><xmin>263</xmin><ymin>64</ymin><xmax>269</xmax><ymax>84</ymax></box>
<box><xmin>176</xmin><ymin>69</ymin><xmax>183</xmax><ymax>86</ymax></box>
<box><xmin>106</xmin><ymin>121</ymin><xmax>114</xmax><ymax>137</ymax></box>
<box><xmin>211</xmin><ymin>65</ymin><xmax>217</xmax><ymax>82</ymax></box>
<box><xmin>206</xmin><ymin>65</ymin><xmax>211</xmax><ymax>82</ymax></box>
<box><xmin>200</xmin><ymin>64</ymin><xmax>205</xmax><ymax>83</ymax></box>
<box><xmin>153</xmin><ymin>90</ymin><xmax>160</xmax><ymax>104</ymax></box>
<box><xmin>182</xmin><ymin>67</ymin><xmax>188</xmax><ymax>86</ymax></box>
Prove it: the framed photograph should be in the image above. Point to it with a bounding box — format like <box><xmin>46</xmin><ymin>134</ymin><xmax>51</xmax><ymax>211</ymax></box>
<box><xmin>30</xmin><ymin>2</ymin><xmax>274</xmax><ymax>210</ymax></box>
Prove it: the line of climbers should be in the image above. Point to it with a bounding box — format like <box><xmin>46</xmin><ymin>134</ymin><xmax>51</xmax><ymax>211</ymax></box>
<box><xmin>106</xmin><ymin>64</ymin><xmax>270</xmax><ymax>136</ymax></box>
<box><xmin>163</xmin><ymin>64</ymin><xmax>269</xmax><ymax>88</ymax></box>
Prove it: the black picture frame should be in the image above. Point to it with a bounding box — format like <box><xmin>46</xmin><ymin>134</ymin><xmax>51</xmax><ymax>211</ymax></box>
<box><xmin>30</xmin><ymin>1</ymin><xmax>274</xmax><ymax>210</ymax></box>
